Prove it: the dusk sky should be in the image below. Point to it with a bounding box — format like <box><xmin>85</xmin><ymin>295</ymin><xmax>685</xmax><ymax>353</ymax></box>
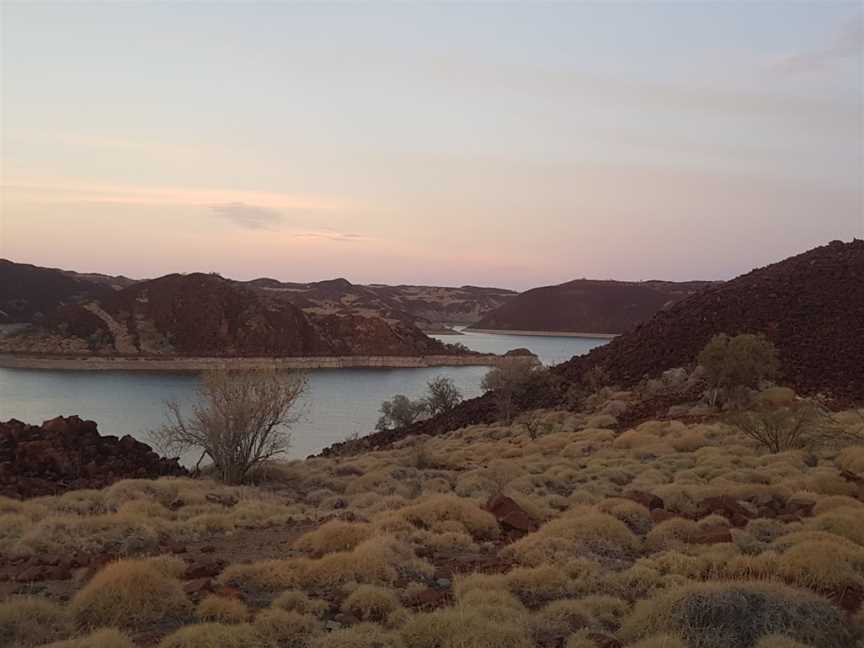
<box><xmin>1</xmin><ymin>2</ymin><xmax>862</xmax><ymax>290</ymax></box>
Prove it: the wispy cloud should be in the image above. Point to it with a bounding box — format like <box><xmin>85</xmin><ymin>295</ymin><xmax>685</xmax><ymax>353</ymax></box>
<box><xmin>293</xmin><ymin>231</ymin><xmax>372</xmax><ymax>243</ymax></box>
<box><xmin>210</xmin><ymin>202</ymin><xmax>283</xmax><ymax>230</ymax></box>
<box><xmin>771</xmin><ymin>15</ymin><xmax>863</xmax><ymax>74</ymax></box>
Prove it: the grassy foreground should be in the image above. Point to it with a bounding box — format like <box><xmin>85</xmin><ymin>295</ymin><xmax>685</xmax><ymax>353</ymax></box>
<box><xmin>1</xmin><ymin>391</ymin><xmax>863</xmax><ymax>647</ymax></box>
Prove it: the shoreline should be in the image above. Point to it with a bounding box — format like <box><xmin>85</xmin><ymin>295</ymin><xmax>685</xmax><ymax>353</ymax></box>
<box><xmin>0</xmin><ymin>353</ymin><xmax>512</xmax><ymax>372</ymax></box>
<box><xmin>465</xmin><ymin>328</ymin><xmax>618</xmax><ymax>339</ymax></box>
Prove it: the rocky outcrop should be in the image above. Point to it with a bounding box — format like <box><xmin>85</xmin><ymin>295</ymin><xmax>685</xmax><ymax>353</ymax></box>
<box><xmin>0</xmin><ymin>259</ymin><xmax>112</xmax><ymax>324</ymax></box>
<box><xmin>0</xmin><ymin>416</ymin><xmax>186</xmax><ymax>499</ymax></box>
<box><xmin>1</xmin><ymin>272</ymin><xmax>467</xmax><ymax>358</ymax></box>
<box><xmin>557</xmin><ymin>239</ymin><xmax>864</xmax><ymax>405</ymax></box>
<box><xmin>470</xmin><ymin>279</ymin><xmax>713</xmax><ymax>335</ymax></box>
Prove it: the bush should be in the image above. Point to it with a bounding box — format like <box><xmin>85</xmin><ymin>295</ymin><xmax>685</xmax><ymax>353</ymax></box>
<box><xmin>196</xmin><ymin>596</ymin><xmax>249</xmax><ymax>624</ymax></box>
<box><xmin>71</xmin><ymin>558</ymin><xmax>192</xmax><ymax>629</ymax></box>
<box><xmin>253</xmin><ymin>609</ymin><xmax>321</xmax><ymax>647</ymax></box>
<box><xmin>342</xmin><ymin>585</ymin><xmax>402</xmax><ymax>622</ymax></box>
<box><xmin>38</xmin><ymin>628</ymin><xmax>135</xmax><ymax>648</ymax></box>
<box><xmin>504</xmin><ymin>509</ymin><xmax>640</xmax><ymax>566</ymax></box>
<box><xmin>425</xmin><ymin>376</ymin><xmax>463</xmax><ymax>417</ymax></box>
<box><xmin>531</xmin><ymin>599</ymin><xmax>595</xmax><ymax>645</ymax></box>
<box><xmin>728</xmin><ymin>400</ymin><xmax>831</xmax><ymax>453</ymax></box>
<box><xmin>157</xmin><ymin>623</ymin><xmax>257</xmax><ymax>648</ymax></box>
<box><xmin>400</xmin><ymin>606</ymin><xmax>533</xmax><ymax>648</ymax></box>
<box><xmin>153</xmin><ymin>368</ymin><xmax>307</xmax><ymax>484</ymax></box>
<box><xmin>310</xmin><ymin>622</ymin><xmax>404</xmax><ymax>648</ymax></box>
<box><xmin>620</xmin><ymin>581</ymin><xmax>854</xmax><ymax>648</ymax></box>
<box><xmin>293</xmin><ymin>520</ymin><xmax>375</xmax><ymax>557</ymax></box>
<box><xmin>271</xmin><ymin>590</ymin><xmax>329</xmax><ymax>617</ymax></box>
<box><xmin>376</xmin><ymin>395</ymin><xmax>428</xmax><ymax>432</ymax></box>
<box><xmin>0</xmin><ymin>597</ymin><xmax>71</xmax><ymax>648</ymax></box>
<box><xmin>482</xmin><ymin>357</ymin><xmax>547</xmax><ymax>423</ymax></box>
<box><xmin>698</xmin><ymin>333</ymin><xmax>779</xmax><ymax>406</ymax></box>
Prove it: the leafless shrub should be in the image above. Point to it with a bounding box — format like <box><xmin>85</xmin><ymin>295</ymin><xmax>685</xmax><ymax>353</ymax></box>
<box><xmin>727</xmin><ymin>400</ymin><xmax>831</xmax><ymax>453</ymax></box>
<box><xmin>152</xmin><ymin>368</ymin><xmax>306</xmax><ymax>484</ymax></box>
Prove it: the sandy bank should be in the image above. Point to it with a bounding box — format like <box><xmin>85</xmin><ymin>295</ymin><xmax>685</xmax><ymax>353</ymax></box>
<box><xmin>465</xmin><ymin>328</ymin><xmax>618</xmax><ymax>339</ymax></box>
<box><xmin>0</xmin><ymin>353</ymin><xmax>513</xmax><ymax>371</ymax></box>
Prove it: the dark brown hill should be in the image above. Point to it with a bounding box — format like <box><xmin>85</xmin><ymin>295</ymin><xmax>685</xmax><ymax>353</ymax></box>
<box><xmin>556</xmin><ymin>239</ymin><xmax>864</xmax><ymax>404</ymax></box>
<box><xmin>0</xmin><ymin>259</ymin><xmax>112</xmax><ymax>324</ymax></box>
<box><xmin>1</xmin><ymin>272</ymin><xmax>460</xmax><ymax>357</ymax></box>
<box><xmin>470</xmin><ymin>279</ymin><xmax>712</xmax><ymax>334</ymax></box>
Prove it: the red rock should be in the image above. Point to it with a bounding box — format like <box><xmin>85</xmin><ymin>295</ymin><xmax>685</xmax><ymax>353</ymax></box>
<box><xmin>587</xmin><ymin>633</ymin><xmax>623</xmax><ymax>648</ymax></box>
<box><xmin>625</xmin><ymin>490</ymin><xmax>664</xmax><ymax>510</ymax></box>
<box><xmin>691</xmin><ymin>527</ymin><xmax>733</xmax><ymax>544</ymax></box>
<box><xmin>0</xmin><ymin>416</ymin><xmax>186</xmax><ymax>499</ymax></box>
<box><xmin>183</xmin><ymin>577</ymin><xmax>214</xmax><ymax>597</ymax></box>
<box><xmin>185</xmin><ymin>561</ymin><xmax>226</xmax><ymax>580</ymax></box>
<box><xmin>408</xmin><ymin>588</ymin><xmax>449</xmax><ymax>609</ymax></box>
<box><xmin>650</xmin><ymin>509</ymin><xmax>678</xmax><ymax>524</ymax></box>
<box><xmin>486</xmin><ymin>494</ymin><xmax>538</xmax><ymax>533</ymax></box>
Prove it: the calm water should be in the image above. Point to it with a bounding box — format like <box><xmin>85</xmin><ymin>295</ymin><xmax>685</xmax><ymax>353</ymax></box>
<box><xmin>0</xmin><ymin>331</ymin><xmax>604</xmax><ymax>460</ymax></box>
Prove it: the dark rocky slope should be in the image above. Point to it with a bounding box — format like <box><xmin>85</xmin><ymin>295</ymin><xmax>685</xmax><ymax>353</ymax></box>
<box><xmin>470</xmin><ymin>279</ymin><xmax>712</xmax><ymax>334</ymax></box>
<box><xmin>0</xmin><ymin>259</ymin><xmax>112</xmax><ymax>324</ymax></box>
<box><xmin>0</xmin><ymin>416</ymin><xmax>186</xmax><ymax>499</ymax></box>
<box><xmin>1</xmin><ymin>272</ymin><xmax>461</xmax><ymax>357</ymax></box>
<box><xmin>323</xmin><ymin>240</ymin><xmax>864</xmax><ymax>454</ymax></box>
<box><xmin>556</xmin><ymin>239</ymin><xmax>864</xmax><ymax>405</ymax></box>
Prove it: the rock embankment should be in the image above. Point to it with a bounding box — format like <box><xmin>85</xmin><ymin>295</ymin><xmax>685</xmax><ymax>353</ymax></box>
<box><xmin>0</xmin><ymin>416</ymin><xmax>186</xmax><ymax>498</ymax></box>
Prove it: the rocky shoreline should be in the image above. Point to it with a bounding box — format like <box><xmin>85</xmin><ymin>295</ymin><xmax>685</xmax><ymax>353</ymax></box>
<box><xmin>466</xmin><ymin>328</ymin><xmax>618</xmax><ymax>339</ymax></box>
<box><xmin>0</xmin><ymin>352</ymin><xmax>515</xmax><ymax>371</ymax></box>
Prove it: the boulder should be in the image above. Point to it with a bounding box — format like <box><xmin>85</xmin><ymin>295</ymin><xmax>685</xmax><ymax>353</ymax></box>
<box><xmin>0</xmin><ymin>416</ymin><xmax>186</xmax><ymax>499</ymax></box>
<box><xmin>486</xmin><ymin>494</ymin><xmax>538</xmax><ymax>533</ymax></box>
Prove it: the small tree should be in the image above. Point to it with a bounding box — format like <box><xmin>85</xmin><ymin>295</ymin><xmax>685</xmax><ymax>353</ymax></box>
<box><xmin>425</xmin><ymin>376</ymin><xmax>463</xmax><ymax>417</ymax></box>
<box><xmin>481</xmin><ymin>357</ymin><xmax>544</xmax><ymax>423</ymax></box>
<box><xmin>728</xmin><ymin>399</ymin><xmax>830</xmax><ymax>453</ymax></box>
<box><xmin>698</xmin><ymin>333</ymin><xmax>779</xmax><ymax>407</ymax></box>
<box><xmin>376</xmin><ymin>394</ymin><xmax>428</xmax><ymax>432</ymax></box>
<box><xmin>152</xmin><ymin>368</ymin><xmax>306</xmax><ymax>484</ymax></box>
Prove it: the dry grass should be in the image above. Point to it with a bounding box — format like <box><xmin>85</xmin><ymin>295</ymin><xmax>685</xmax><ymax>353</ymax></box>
<box><xmin>195</xmin><ymin>596</ymin><xmax>249</xmax><ymax>624</ymax></box>
<box><xmin>0</xmin><ymin>597</ymin><xmax>71</xmax><ymax>648</ymax></box>
<box><xmin>342</xmin><ymin>585</ymin><xmax>402</xmax><ymax>622</ymax></box>
<box><xmin>157</xmin><ymin>623</ymin><xmax>257</xmax><ymax>648</ymax></box>
<box><xmin>71</xmin><ymin>557</ymin><xmax>192</xmax><ymax>629</ymax></box>
<box><xmin>620</xmin><ymin>581</ymin><xmax>853</xmax><ymax>648</ymax></box>
<box><xmin>37</xmin><ymin>628</ymin><xmax>136</xmax><ymax>648</ymax></box>
<box><xmin>3</xmin><ymin>400</ymin><xmax>864</xmax><ymax>648</ymax></box>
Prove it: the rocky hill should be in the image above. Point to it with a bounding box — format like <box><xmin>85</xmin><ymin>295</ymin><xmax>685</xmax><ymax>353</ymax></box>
<box><xmin>0</xmin><ymin>416</ymin><xmax>186</xmax><ymax>498</ymax></box>
<box><xmin>242</xmin><ymin>277</ymin><xmax>516</xmax><ymax>329</ymax></box>
<box><xmin>0</xmin><ymin>272</ymin><xmax>459</xmax><ymax>358</ymax></box>
<box><xmin>556</xmin><ymin>239</ymin><xmax>864</xmax><ymax>405</ymax></box>
<box><xmin>470</xmin><ymin>279</ymin><xmax>712</xmax><ymax>335</ymax></box>
<box><xmin>0</xmin><ymin>259</ymin><xmax>114</xmax><ymax>324</ymax></box>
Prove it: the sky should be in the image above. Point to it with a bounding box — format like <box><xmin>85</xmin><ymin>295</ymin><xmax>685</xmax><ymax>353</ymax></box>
<box><xmin>1</xmin><ymin>2</ymin><xmax>862</xmax><ymax>290</ymax></box>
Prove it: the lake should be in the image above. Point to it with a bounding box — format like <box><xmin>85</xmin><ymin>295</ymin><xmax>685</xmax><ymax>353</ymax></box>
<box><xmin>0</xmin><ymin>330</ymin><xmax>605</xmax><ymax>460</ymax></box>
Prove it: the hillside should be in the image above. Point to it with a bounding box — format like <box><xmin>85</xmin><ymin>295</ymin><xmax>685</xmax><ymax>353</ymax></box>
<box><xmin>0</xmin><ymin>273</ymin><xmax>458</xmax><ymax>358</ymax></box>
<box><xmin>470</xmin><ymin>279</ymin><xmax>712</xmax><ymax>335</ymax></box>
<box><xmin>0</xmin><ymin>259</ymin><xmax>113</xmax><ymax>324</ymax></box>
<box><xmin>243</xmin><ymin>277</ymin><xmax>516</xmax><ymax>329</ymax></box>
<box><xmin>556</xmin><ymin>239</ymin><xmax>864</xmax><ymax>404</ymax></box>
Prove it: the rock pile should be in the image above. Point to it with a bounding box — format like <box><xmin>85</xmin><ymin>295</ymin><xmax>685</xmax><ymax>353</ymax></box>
<box><xmin>0</xmin><ymin>416</ymin><xmax>186</xmax><ymax>498</ymax></box>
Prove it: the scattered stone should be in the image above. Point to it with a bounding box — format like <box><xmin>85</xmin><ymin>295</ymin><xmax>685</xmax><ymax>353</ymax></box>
<box><xmin>183</xmin><ymin>577</ymin><xmax>214</xmax><ymax>597</ymax></box>
<box><xmin>206</xmin><ymin>493</ymin><xmax>239</xmax><ymax>508</ymax></box>
<box><xmin>486</xmin><ymin>494</ymin><xmax>538</xmax><ymax>533</ymax></box>
<box><xmin>0</xmin><ymin>416</ymin><xmax>185</xmax><ymax>499</ymax></box>
<box><xmin>185</xmin><ymin>561</ymin><xmax>226</xmax><ymax>580</ymax></box>
<box><xmin>324</xmin><ymin>620</ymin><xmax>343</xmax><ymax>632</ymax></box>
<box><xmin>408</xmin><ymin>588</ymin><xmax>449</xmax><ymax>609</ymax></box>
<box><xmin>435</xmin><ymin>578</ymin><xmax>451</xmax><ymax>589</ymax></box>
<box><xmin>625</xmin><ymin>490</ymin><xmax>664</xmax><ymax>511</ymax></box>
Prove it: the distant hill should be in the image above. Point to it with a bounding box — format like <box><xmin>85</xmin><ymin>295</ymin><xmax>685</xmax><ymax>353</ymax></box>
<box><xmin>469</xmin><ymin>279</ymin><xmax>713</xmax><ymax>335</ymax></box>
<box><xmin>0</xmin><ymin>270</ymin><xmax>460</xmax><ymax>358</ymax></box>
<box><xmin>556</xmin><ymin>239</ymin><xmax>864</xmax><ymax>404</ymax></box>
<box><xmin>241</xmin><ymin>277</ymin><xmax>516</xmax><ymax>329</ymax></box>
<box><xmin>0</xmin><ymin>259</ymin><xmax>114</xmax><ymax>324</ymax></box>
<box><xmin>331</xmin><ymin>239</ymin><xmax>864</xmax><ymax>451</ymax></box>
